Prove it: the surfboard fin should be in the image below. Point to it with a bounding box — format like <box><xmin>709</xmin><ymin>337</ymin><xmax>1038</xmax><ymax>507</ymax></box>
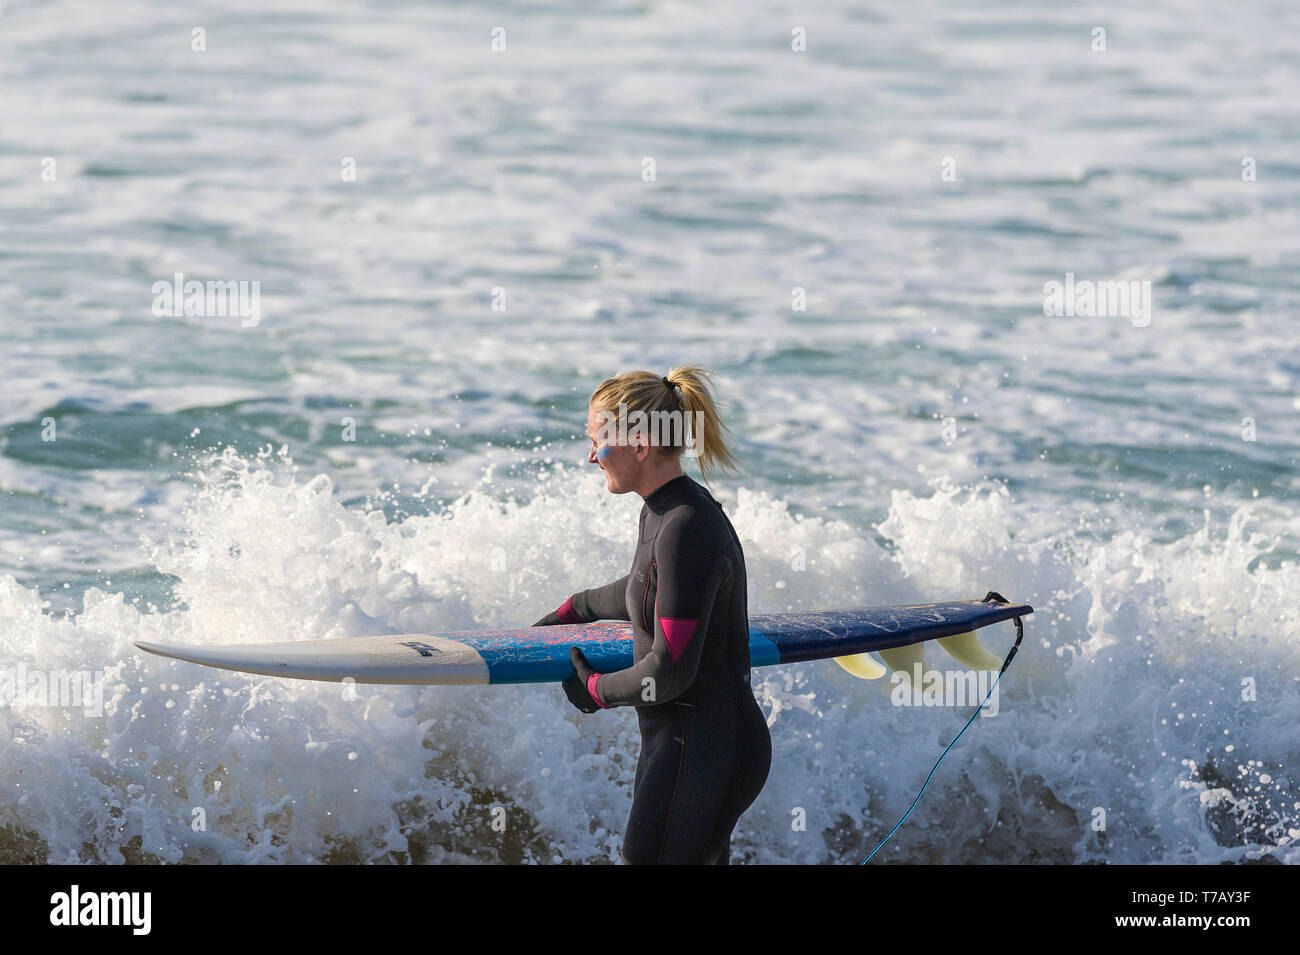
<box><xmin>936</xmin><ymin>630</ymin><xmax>1001</xmax><ymax>670</ymax></box>
<box><xmin>878</xmin><ymin>643</ymin><xmax>935</xmax><ymax>685</ymax></box>
<box><xmin>834</xmin><ymin>652</ymin><xmax>887</xmax><ymax>680</ymax></box>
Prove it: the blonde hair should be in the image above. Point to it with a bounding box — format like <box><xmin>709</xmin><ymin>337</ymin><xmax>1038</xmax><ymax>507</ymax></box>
<box><xmin>589</xmin><ymin>364</ymin><xmax>741</xmax><ymax>485</ymax></box>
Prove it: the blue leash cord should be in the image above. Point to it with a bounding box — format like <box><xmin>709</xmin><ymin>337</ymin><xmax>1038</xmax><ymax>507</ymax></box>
<box><xmin>859</xmin><ymin>605</ymin><xmax>1024</xmax><ymax>865</ymax></box>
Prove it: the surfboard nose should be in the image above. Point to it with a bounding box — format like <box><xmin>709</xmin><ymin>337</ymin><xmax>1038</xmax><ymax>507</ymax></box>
<box><xmin>133</xmin><ymin>635</ymin><xmax>492</xmax><ymax>685</ymax></box>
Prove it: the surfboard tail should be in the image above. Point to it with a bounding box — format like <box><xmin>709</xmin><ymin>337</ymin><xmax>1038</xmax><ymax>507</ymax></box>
<box><xmin>830</xmin><ymin>592</ymin><xmax>1028</xmax><ymax>682</ymax></box>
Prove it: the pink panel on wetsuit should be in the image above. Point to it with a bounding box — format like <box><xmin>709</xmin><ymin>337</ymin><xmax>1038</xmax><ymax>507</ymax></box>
<box><xmin>556</xmin><ymin>596</ymin><xmax>581</xmax><ymax>625</ymax></box>
<box><xmin>586</xmin><ymin>672</ymin><xmax>610</xmax><ymax>709</ymax></box>
<box><xmin>658</xmin><ymin>616</ymin><xmax>699</xmax><ymax>664</ymax></box>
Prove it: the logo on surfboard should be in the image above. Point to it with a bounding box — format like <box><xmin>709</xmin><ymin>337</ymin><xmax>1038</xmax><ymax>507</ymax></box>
<box><xmin>399</xmin><ymin>641</ymin><xmax>442</xmax><ymax>657</ymax></box>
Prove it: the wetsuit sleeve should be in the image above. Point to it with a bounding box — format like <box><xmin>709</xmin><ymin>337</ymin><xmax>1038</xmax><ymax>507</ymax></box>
<box><xmin>588</xmin><ymin>515</ymin><xmax>732</xmax><ymax>708</ymax></box>
<box><xmin>538</xmin><ymin>575</ymin><xmax>631</xmax><ymax>625</ymax></box>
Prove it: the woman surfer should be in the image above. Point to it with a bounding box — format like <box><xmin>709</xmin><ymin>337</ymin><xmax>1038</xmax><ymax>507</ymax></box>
<box><xmin>533</xmin><ymin>366</ymin><xmax>771</xmax><ymax>865</ymax></box>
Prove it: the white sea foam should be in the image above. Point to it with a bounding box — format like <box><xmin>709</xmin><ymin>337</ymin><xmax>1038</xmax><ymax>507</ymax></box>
<box><xmin>0</xmin><ymin>452</ymin><xmax>1294</xmax><ymax>863</ymax></box>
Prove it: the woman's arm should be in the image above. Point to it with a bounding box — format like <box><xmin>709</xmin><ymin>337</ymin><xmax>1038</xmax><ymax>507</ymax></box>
<box><xmin>585</xmin><ymin>515</ymin><xmax>731</xmax><ymax>708</ymax></box>
<box><xmin>533</xmin><ymin>574</ymin><xmax>631</xmax><ymax>625</ymax></box>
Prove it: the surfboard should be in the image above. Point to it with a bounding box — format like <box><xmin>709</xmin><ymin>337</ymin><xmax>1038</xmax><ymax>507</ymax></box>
<box><xmin>134</xmin><ymin>597</ymin><xmax>1032</xmax><ymax>686</ymax></box>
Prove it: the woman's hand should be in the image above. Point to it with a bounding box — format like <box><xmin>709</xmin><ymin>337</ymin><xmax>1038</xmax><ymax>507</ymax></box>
<box><xmin>562</xmin><ymin>646</ymin><xmax>601</xmax><ymax>713</ymax></box>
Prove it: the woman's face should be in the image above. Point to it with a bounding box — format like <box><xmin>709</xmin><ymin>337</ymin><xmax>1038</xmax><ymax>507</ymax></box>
<box><xmin>587</xmin><ymin>404</ymin><xmax>645</xmax><ymax>494</ymax></box>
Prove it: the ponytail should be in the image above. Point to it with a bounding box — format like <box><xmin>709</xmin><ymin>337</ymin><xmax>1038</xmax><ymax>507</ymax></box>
<box><xmin>589</xmin><ymin>364</ymin><xmax>741</xmax><ymax>485</ymax></box>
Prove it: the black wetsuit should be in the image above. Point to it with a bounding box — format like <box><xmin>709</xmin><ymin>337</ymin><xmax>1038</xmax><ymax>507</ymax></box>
<box><xmin>541</xmin><ymin>473</ymin><xmax>772</xmax><ymax>864</ymax></box>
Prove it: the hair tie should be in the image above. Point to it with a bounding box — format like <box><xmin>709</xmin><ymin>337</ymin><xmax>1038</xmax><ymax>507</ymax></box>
<box><xmin>662</xmin><ymin>376</ymin><xmax>674</xmax><ymax>389</ymax></box>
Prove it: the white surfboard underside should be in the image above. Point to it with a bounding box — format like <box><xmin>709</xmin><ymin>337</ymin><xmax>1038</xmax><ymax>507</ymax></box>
<box><xmin>133</xmin><ymin>634</ymin><xmax>491</xmax><ymax>685</ymax></box>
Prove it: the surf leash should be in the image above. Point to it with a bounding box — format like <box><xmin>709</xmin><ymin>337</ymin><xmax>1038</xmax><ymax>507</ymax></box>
<box><xmin>858</xmin><ymin>591</ymin><xmax>1025</xmax><ymax>864</ymax></box>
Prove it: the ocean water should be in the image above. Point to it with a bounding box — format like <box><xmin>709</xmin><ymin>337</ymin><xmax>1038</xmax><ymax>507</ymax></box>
<box><xmin>1</xmin><ymin>0</ymin><xmax>1298</xmax><ymax>863</ymax></box>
